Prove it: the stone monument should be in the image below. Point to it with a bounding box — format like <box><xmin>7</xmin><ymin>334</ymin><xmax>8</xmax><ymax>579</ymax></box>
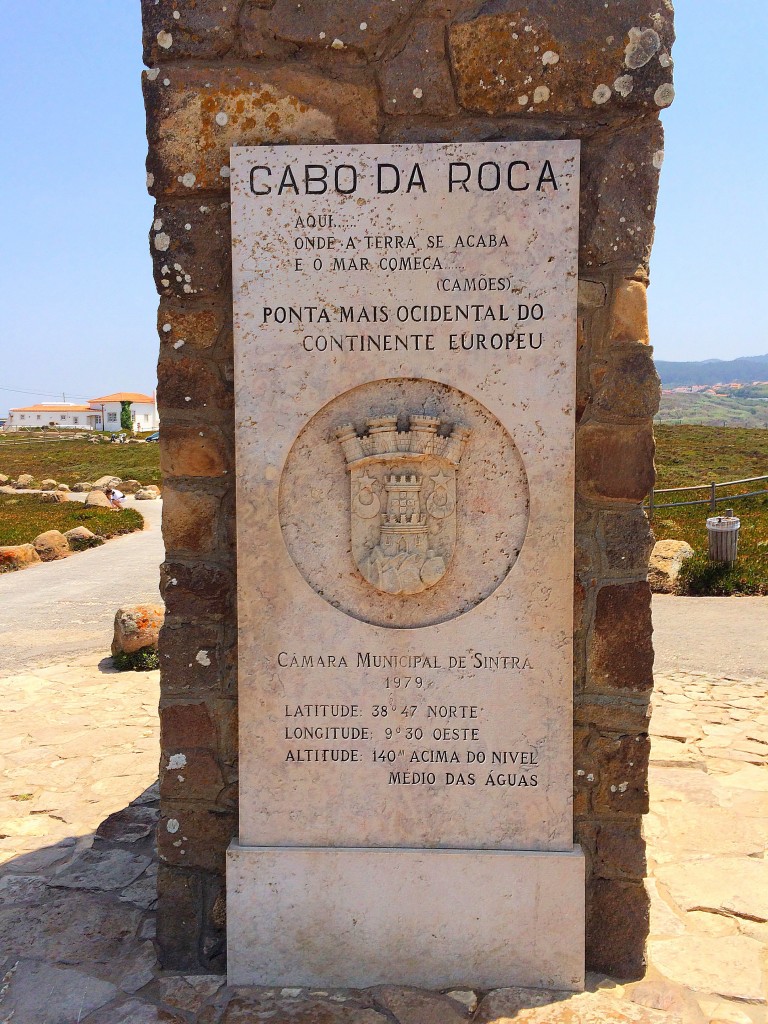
<box><xmin>226</xmin><ymin>141</ymin><xmax>583</xmax><ymax>988</ymax></box>
<box><xmin>145</xmin><ymin>0</ymin><xmax>673</xmax><ymax>981</ymax></box>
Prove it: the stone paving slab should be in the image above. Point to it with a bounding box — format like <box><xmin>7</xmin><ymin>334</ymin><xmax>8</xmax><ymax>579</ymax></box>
<box><xmin>0</xmin><ymin>657</ymin><xmax>766</xmax><ymax>1022</ymax></box>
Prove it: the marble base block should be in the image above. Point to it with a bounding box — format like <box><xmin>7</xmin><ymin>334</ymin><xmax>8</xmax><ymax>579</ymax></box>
<box><xmin>227</xmin><ymin>843</ymin><xmax>585</xmax><ymax>990</ymax></box>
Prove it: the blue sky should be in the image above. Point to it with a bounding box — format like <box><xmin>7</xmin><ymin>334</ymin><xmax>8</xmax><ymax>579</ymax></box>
<box><xmin>0</xmin><ymin>1</ymin><xmax>766</xmax><ymax>417</ymax></box>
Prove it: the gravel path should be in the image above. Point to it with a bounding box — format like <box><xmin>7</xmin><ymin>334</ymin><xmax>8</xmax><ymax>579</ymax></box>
<box><xmin>0</xmin><ymin>496</ymin><xmax>163</xmax><ymax>673</ymax></box>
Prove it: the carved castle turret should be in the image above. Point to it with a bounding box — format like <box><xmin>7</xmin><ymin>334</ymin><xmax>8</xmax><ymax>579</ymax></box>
<box><xmin>335</xmin><ymin>415</ymin><xmax>471</xmax><ymax>469</ymax></box>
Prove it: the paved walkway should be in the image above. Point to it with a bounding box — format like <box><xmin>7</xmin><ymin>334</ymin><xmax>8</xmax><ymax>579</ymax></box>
<box><xmin>653</xmin><ymin>593</ymin><xmax>768</xmax><ymax>678</ymax></box>
<box><xmin>0</xmin><ymin>654</ymin><xmax>766</xmax><ymax>1022</ymax></box>
<box><xmin>0</xmin><ymin>495</ymin><xmax>163</xmax><ymax>673</ymax></box>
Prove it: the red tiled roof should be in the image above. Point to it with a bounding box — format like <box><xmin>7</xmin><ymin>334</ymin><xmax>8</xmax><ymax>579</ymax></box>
<box><xmin>10</xmin><ymin>404</ymin><xmax>93</xmax><ymax>413</ymax></box>
<box><xmin>89</xmin><ymin>393</ymin><xmax>154</xmax><ymax>404</ymax></box>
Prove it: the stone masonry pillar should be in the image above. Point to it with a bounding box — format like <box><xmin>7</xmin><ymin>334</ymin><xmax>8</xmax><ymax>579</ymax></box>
<box><xmin>142</xmin><ymin>0</ymin><xmax>674</xmax><ymax>978</ymax></box>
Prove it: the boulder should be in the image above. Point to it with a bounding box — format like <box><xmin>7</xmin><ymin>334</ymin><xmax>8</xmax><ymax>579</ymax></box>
<box><xmin>64</xmin><ymin>526</ymin><xmax>104</xmax><ymax>550</ymax></box>
<box><xmin>0</xmin><ymin>544</ymin><xmax>42</xmax><ymax>571</ymax></box>
<box><xmin>39</xmin><ymin>491</ymin><xmax>68</xmax><ymax>503</ymax></box>
<box><xmin>649</xmin><ymin>540</ymin><xmax>695</xmax><ymax>593</ymax></box>
<box><xmin>111</xmin><ymin>605</ymin><xmax>165</xmax><ymax>655</ymax></box>
<box><xmin>15</xmin><ymin>473</ymin><xmax>34</xmax><ymax>489</ymax></box>
<box><xmin>33</xmin><ymin>530</ymin><xmax>71</xmax><ymax>562</ymax></box>
<box><xmin>85</xmin><ymin>489</ymin><xmax>113</xmax><ymax>508</ymax></box>
<box><xmin>40</xmin><ymin>479</ymin><xmax>58</xmax><ymax>491</ymax></box>
<box><xmin>0</xmin><ymin>485</ymin><xmax>16</xmax><ymax>494</ymax></box>
<box><xmin>120</xmin><ymin>480</ymin><xmax>142</xmax><ymax>493</ymax></box>
<box><xmin>71</xmin><ymin>481</ymin><xmax>94</xmax><ymax>492</ymax></box>
<box><xmin>93</xmin><ymin>475</ymin><xmax>122</xmax><ymax>488</ymax></box>
<box><xmin>135</xmin><ymin>486</ymin><xmax>161</xmax><ymax>500</ymax></box>
<box><xmin>0</xmin><ymin>474</ymin><xmax>8</xmax><ymax>484</ymax></box>
<box><xmin>57</xmin><ymin>483</ymin><xmax>71</xmax><ymax>492</ymax></box>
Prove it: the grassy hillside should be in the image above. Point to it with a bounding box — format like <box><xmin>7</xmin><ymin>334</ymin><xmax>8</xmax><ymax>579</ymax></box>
<box><xmin>0</xmin><ymin>493</ymin><xmax>143</xmax><ymax>549</ymax></box>
<box><xmin>654</xmin><ymin>425</ymin><xmax>768</xmax><ymax>489</ymax></box>
<box><xmin>0</xmin><ymin>434</ymin><xmax>160</xmax><ymax>487</ymax></box>
<box><xmin>653</xmin><ymin>426</ymin><xmax>768</xmax><ymax>595</ymax></box>
<box><xmin>656</xmin><ymin>390</ymin><xmax>768</xmax><ymax>428</ymax></box>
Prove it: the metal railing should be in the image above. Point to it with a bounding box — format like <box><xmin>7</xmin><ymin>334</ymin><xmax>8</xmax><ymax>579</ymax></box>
<box><xmin>647</xmin><ymin>474</ymin><xmax>768</xmax><ymax>518</ymax></box>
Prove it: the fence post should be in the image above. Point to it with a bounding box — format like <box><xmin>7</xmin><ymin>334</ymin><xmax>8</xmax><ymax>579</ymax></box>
<box><xmin>710</xmin><ymin>481</ymin><xmax>716</xmax><ymax>515</ymax></box>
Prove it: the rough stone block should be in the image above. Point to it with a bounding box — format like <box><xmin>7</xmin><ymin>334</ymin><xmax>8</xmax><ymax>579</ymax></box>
<box><xmin>150</xmin><ymin>201</ymin><xmax>231</xmax><ymax>298</ymax></box>
<box><xmin>161</xmin><ymin>560</ymin><xmax>235</xmax><ymax>620</ymax></box>
<box><xmin>581</xmin><ymin>123</ymin><xmax>664</xmax><ymax>271</ymax></box>
<box><xmin>161</xmin><ymin>701</ymin><xmax>218</xmax><ymax>751</ymax></box>
<box><xmin>161</xmin><ymin>749</ymin><xmax>225</xmax><ymax>802</ymax></box>
<box><xmin>379</xmin><ymin>21</ymin><xmax>458</xmax><ymax>117</ymax></box>
<box><xmin>142</xmin><ymin>0</ymin><xmax>240</xmax><ymax>64</ymax></box>
<box><xmin>269</xmin><ymin>0</ymin><xmax>420</xmax><ymax>56</ymax></box>
<box><xmin>588</xmin><ymin>582</ymin><xmax>654</xmax><ymax>692</ymax></box>
<box><xmin>158</xmin><ymin>304</ymin><xmax>227</xmax><ymax>353</ymax></box>
<box><xmin>592</xmin><ymin>732</ymin><xmax>650</xmax><ymax>815</ymax></box>
<box><xmin>237</xmin><ymin>5</ymin><xmax>299</xmax><ymax>60</ymax></box>
<box><xmin>159</xmin><ymin>808</ymin><xmax>236</xmax><ymax>872</ymax></box>
<box><xmin>0</xmin><ymin>543</ymin><xmax>42</xmax><ymax>571</ymax></box>
<box><xmin>162</xmin><ymin>486</ymin><xmax>220</xmax><ymax>554</ymax></box>
<box><xmin>576</xmin><ymin>421</ymin><xmax>655</xmax><ymax>504</ymax></box>
<box><xmin>157</xmin><ymin>352</ymin><xmax>232</xmax><ymax>413</ymax></box>
<box><xmin>157</xmin><ymin>865</ymin><xmax>203</xmax><ymax>969</ymax></box>
<box><xmin>649</xmin><ymin>539</ymin><xmax>694</xmax><ymax>593</ymax></box>
<box><xmin>597</xmin><ymin>507</ymin><xmax>654</xmax><ymax>576</ymax></box>
<box><xmin>112</xmin><ymin>604</ymin><xmax>165</xmax><ymax>655</ymax></box>
<box><xmin>159</xmin><ymin>621</ymin><xmax>225</xmax><ymax>699</ymax></box>
<box><xmin>85</xmin><ymin>489</ymin><xmax>114</xmax><ymax>508</ymax></box>
<box><xmin>594</xmin><ymin>819</ymin><xmax>647</xmax><ymax>880</ymax></box>
<box><xmin>577</xmin><ymin>279</ymin><xmax>607</xmax><ymax>310</ymax></box>
<box><xmin>215</xmin><ymin>697</ymin><xmax>238</xmax><ymax>766</ymax></box>
<box><xmin>449</xmin><ymin>1</ymin><xmax>674</xmax><ymax>116</ymax></box>
<box><xmin>593</xmin><ymin>343</ymin><xmax>660</xmax><ymax>420</ymax></box>
<box><xmin>610</xmin><ymin>279</ymin><xmax>650</xmax><ymax>344</ymax></box>
<box><xmin>144</xmin><ymin>65</ymin><xmax>379</xmax><ymax>196</ymax></box>
<box><xmin>160</xmin><ymin>423</ymin><xmax>230</xmax><ymax>478</ymax></box>
<box><xmin>32</xmin><ymin>530</ymin><xmax>71</xmax><ymax>561</ymax></box>
<box><xmin>574</xmin><ymin>697</ymin><xmax>652</xmax><ymax>736</ymax></box>
<box><xmin>587</xmin><ymin>878</ymin><xmax>649</xmax><ymax>979</ymax></box>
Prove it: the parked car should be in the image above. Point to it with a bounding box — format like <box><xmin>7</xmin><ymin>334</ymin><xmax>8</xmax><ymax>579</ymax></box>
<box><xmin>146</xmin><ymin>431</ymin><xmax>160</xmax><ymax>442</ymax></box>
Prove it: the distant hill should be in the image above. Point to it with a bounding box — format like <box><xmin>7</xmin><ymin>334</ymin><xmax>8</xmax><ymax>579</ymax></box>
<box><xmin>656</xmin><ymin>353</ymin><xmax>768</xmax><ymax>388</ymax></box>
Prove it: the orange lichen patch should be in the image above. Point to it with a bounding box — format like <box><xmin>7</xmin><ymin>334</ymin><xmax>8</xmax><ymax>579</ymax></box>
<box><xmin>448</xmin><ymin>6</ymin><xmax>673</xmax><ymax>116</ymax></box>
<box><xmin>147</xmin><ymin>67</ymin><xmax>378</xmax><ymax>193</ymax></box>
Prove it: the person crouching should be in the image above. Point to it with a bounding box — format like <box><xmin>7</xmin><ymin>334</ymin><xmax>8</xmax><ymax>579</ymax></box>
<box><xmin>105</xmin><ymin>487</ymin><xmax>125</xmax><ymax>509</ymax></box>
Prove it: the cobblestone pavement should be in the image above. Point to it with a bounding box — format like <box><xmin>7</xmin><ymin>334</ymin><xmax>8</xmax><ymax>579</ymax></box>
<box><xmin>0</xmin><ymin>657</ymin><xmax>766</xmax><ymax>1022</ymax></box>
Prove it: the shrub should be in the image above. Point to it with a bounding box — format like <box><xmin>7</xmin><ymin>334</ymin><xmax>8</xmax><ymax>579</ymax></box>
<box><xmin>676</xmin><ymin>552</ymin><xmax>768</xmax><ymax>597</ymax></box>
<box><xmin>113</xmin><ymin>646</ymin><xmax>160</xmax><ymax>672</ymax></box>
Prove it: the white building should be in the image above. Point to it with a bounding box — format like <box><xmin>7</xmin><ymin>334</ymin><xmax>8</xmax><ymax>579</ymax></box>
<box><xmin>88</xmin><ymin>393</ymin><xmax>159</xmax><ymax>433</ymax></box>
<box><xmin>4</xmin><ymin>403</ymin><xmax>97</xmax><ymax>431</ymax></box>
<box><xmin>4</xmin><ymin>392</ymin><xmax>159</xmax><ymax>433</ymax></box>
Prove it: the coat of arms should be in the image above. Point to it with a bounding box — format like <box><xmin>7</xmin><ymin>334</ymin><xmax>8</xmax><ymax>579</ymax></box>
<box><xmin>335</xmin><ymin>415</ymin><xmax>471</xmax><ymax>596</ymax></box>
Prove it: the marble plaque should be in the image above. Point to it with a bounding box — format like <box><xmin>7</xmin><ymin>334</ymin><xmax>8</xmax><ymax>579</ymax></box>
<box><xmin>229</xmin><ymin>141</ymin><xmax>582</xmax><ymax>984</ymax></box>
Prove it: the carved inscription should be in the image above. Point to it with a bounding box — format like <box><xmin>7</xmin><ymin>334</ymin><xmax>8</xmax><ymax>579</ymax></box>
<box><xmin>275</xmin><ymin>649</ymin><xmax>542</xmax><ymax>789</ymax></box>
<box><xmin>335</xmin><ymin>415</ymin><xmax>471</xmax><ymax>595</ymax></box>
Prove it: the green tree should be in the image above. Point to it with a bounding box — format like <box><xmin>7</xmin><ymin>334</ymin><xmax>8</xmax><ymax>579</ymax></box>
<box><xmin>120</xmin><ymin>401</ymin><xmax>132</xmax><ymax>432</ymax></box>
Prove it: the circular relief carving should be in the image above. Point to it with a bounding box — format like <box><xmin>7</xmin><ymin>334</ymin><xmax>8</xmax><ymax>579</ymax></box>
<box><xmin>279</xmin><ymin>378</ymin><xmax>529</xmax><ymax>628</ymax></box>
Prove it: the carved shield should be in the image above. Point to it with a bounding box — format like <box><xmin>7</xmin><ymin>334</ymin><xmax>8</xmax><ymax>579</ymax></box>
<box><xmin>336</xmin><ymin>416</ymin><xmax>470</xmax><ymax>596</ymax></box>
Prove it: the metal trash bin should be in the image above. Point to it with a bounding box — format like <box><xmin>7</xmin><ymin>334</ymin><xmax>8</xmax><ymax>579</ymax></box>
<box><xmin>706</xmin><ymin>508</ymin><xmax>740</xmax><ymax>565</ymax></box>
